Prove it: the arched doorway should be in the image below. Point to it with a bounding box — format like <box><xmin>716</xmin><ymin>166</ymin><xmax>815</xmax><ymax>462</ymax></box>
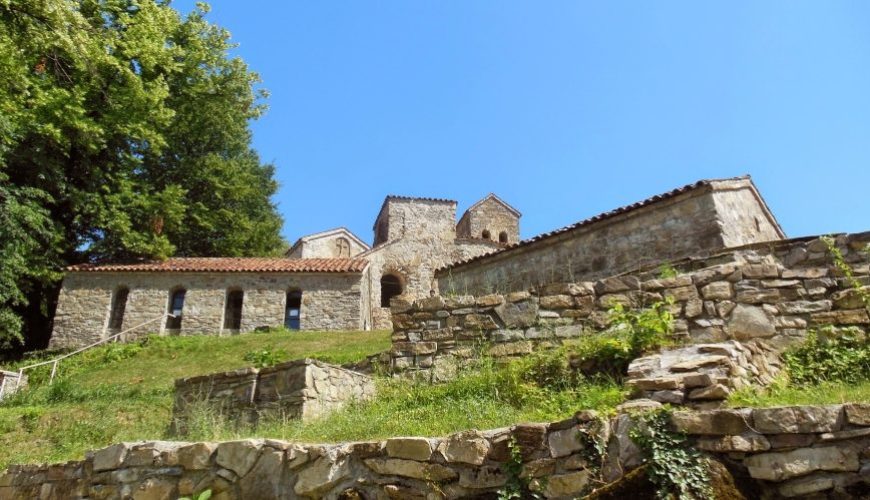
<box><xmin>380</xmin><ymin>274</ymin><xmax>403</xmax><ymax>307</ymax></box>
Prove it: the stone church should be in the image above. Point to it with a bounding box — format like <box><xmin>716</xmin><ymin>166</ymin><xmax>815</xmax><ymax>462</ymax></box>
<box><xmin>49</xmin><ymin>176</ymin><xmax>784</xmax><ymax>349</ymax></box>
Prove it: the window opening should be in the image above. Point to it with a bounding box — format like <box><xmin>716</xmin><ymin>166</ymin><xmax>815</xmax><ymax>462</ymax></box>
<box><xmin>224</xmin><ymin>290</ymin><xmax>244</xmax><ymax>331</ymax></box>
<box><xmin>166</xmin><ymin>288</ymin><xmax>186</xmax><ymax>330</ymax></box>
<box><xmin>499</xmin><ymin>231</ymin><xmax>509</xmax><ymax>243</ymax></box>
<box><xmin>108</xmin><ymin>287</ymin><xmax>129</xmax><ymax>332</ymax></box>
<box><xmin>482</xmin><ymin>229</ymin><xmax>491</xmax><ymax>240</ymax></box>
<box><xmin>381</xmin><ymin>274</ymin><xmax>403</xmax><ymax>307</ymax></box>
<box><xmin>285</xmin><ymin>290</ymin><xmax>302</xmax><ymax>330</ymax></box>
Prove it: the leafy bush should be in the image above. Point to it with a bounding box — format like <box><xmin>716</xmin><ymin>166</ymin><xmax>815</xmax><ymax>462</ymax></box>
<box><xmin>568</xmin><ymin>300</ymin><xmax>674</xmax><ymax>380</ymax></box>
<box><xmin>784</xmin><ymin>327</ymin><xmax>870</xmax><ymax>386</ymax></box>
<box><xmin>242</xmin><ymin>346</ymin><xmax>287</xmax><ymax>368</ymax></box>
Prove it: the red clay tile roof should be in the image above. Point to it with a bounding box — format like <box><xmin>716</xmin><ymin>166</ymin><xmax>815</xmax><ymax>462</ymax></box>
<box><xmin>67</xmin><ymin>258</ymin><xmax>369</xmax><ymax>273</ymax></box>
<box><xmin>438</xmin><ymin>176</ymin><xmax>778</xmax><ymax>274</ymax></box>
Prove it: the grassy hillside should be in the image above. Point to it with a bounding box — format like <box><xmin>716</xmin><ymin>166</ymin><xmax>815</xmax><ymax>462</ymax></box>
<box><xmin>0</xmin><ymin>330</ymin><xmax>390</xmax><ymax>467</ymax></box>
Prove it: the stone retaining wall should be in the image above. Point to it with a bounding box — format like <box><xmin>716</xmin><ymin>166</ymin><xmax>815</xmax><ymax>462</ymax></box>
<box><xmin>0</xmin><ymin>371</ymin><xmax>26</xmax><ymax>402</ymax></box>
<box><xmin>624</xmin><ymin>339</ymin><xmax>781</xmax><ymax>409</ymax></box>
<box><xmin>3</xmin><ymin>403</ymin><xmax>869</xmax><ymax>499</ymax></box>
<box><xmin>391</xmin><ymin>233</ymin><xmax>870</xmax><ymax>377</ymax></box>
<box><xmin>172</xmin><ymin>359</ymin><xmax>374</xmax><ymax>430</ymax></box>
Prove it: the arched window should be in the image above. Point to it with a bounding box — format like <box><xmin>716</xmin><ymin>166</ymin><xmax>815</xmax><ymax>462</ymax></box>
<box><xmin>166</xmin><ymin>288</ymin><xmax>186</xmax><ymax>331</ymax></box>
<box><xmin>108</xmin><ymin>287</ymin><xmax>129</xmax><ymax>332</ymax></box>
<box><xmin>499</xmin><ymin>231</ymin><xmax>509</xmax><ymax>244</ymax></box>
<box><xmin>381</xmin><ymin>274</ymin><xmax>403</xmax><ymax>307</ymax></box>
<box><xmin>224</xmin><ymin>289</ymin><xmax>244</xmax><ymax>331</ymax></box>
<box><xmin>285</xmin><ymin>290</ymin><xmax>302</xmax><ymax>330</ymax></box>
<box><xmin>482</xmin><ymin>229</ymin><xmax>491</xmax><ymax>240</ymax></box>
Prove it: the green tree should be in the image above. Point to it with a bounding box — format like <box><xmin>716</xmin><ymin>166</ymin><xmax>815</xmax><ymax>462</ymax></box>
<box><xmin>0</xmin><ymin>0</ymin><xmax>283</xmax><ymax>351</ymax></box>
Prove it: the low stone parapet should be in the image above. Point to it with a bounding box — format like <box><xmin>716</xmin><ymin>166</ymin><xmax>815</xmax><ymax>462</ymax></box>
<box><xmin>3</xmin><ymin>403</ymin><xmax>870</xmax><ymax>498</ymax></box>
<box><xmin>0</xmin><ymin>371</ymin><xmax>26</xmax><ymax>401</ymax></box>
<box><xmin>172</xmin><ymin>359</ymin><xmax>374</xmax><ymax>431</ymax></box>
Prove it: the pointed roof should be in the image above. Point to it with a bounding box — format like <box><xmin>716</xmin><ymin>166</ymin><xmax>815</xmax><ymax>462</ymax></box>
<box><xmin>285</xmin><ymin>227</ymin><xmax>370</xmax><ymax>257</ymax></box>
<box><xmin>459</xmin><ymin>193</ymin><xmax>522</xmax><ymax>223</ymax></box>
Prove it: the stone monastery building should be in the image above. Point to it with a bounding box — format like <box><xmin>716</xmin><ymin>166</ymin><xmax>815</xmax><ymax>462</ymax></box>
<box><xmin>49</xmin><ymin>176</ymin><xmax>783</xmax><ymax>349</ymax></box>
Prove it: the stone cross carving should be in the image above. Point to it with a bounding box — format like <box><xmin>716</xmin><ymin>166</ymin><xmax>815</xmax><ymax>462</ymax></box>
<box><xmin>336</xmin><ymin>237</ymin><xmax>350</xmax><ymax>258</ymax></box>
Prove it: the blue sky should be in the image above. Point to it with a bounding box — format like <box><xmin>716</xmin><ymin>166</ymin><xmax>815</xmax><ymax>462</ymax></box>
<box><xmin>174</xmin><ymin>1</ymin><xmax>870</xmax><ymax>246</ymax></box>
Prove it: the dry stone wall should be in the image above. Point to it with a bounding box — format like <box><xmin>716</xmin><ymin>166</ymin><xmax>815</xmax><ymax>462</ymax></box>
<box><xmin>437</xmin><ymin>178</ymin><xmax>783</xmax><ymax>296</ymax></box>
<box><xmin>0</xmin><ymin>371</ymin><xmax>26</xmax><ymax>402</ymax></box>
<box><xmin>172</xmin><ymin>359</ymin><xmax>374</xmax><ymax>430</ymax></box>
<box><xmin>4</xmin><ymin>404</ymin><xmax>870</xmax><ymax>499</ymax></box>
<box><xmin>393</xmin><ymin>233</ymin><xmax>870</xmax><ymax>377</ymax></box>
<box><xmin>51</xmin><ymin>272</ymin><xmax>365</xmax><ymax>349</ymax></box>
<box><xmin>624</xmin><ymin>339</ymin><xmax>781</xmax><ymax>409</ymax></box>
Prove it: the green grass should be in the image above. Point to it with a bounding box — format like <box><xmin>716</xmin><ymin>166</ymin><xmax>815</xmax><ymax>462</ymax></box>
<box><xmin>182</xmin><ymin>356</ymin><xmax>626</xmax><ymax>444</ymax></box>
<box><xmin>0</xmin><ymin>329</ymin><xmax>389</xmax><ymax>467</ymax></box>
<box><xmin>729</xmin><ymin>377</ymin><xmax>870</xmax><ymax>408</ymax></box>
<box><xmin>0</xmin><ymin>330</ymin><xmax>626</xmax><ymax>468</ymax></box>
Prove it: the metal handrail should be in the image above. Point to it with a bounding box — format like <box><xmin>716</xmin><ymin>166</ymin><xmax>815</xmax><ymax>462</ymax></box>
<box><xmin>14</xmin><ymin>313</ymin><xmax>175</xmax><ymax>388</ymax></box>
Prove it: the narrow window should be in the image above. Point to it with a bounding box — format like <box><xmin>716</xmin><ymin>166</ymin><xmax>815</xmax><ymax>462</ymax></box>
<box><xmin>224</xmin><ymin>290</ymin><xmax>244</xmax><ymax>331</ymax></box>
<box><xmin>499</xmin><ymin>231</ymin><xmax>509</xmax><ymax>243</ymax></box>
<box><xmin>381</xmin><ymin>274</ymin><xmax>403</xmax><ymax>307</ymax></box>
<box><xmin>285</xmin><ymin>290</ymin><xmax>302</xmax><ymax>330</ymax></box>
<box><xmin>108</xmin><ymin>287</ymin><xmax>129</xmax><ymax>332</ymax></box>
<box><xmin>482</xmin><ymin>229</ymin><xmax>491</xmax><ymax>240</ymax></box>
<box><xmin>166</xmin><ymin>288</ymin><xmax>186</xmax><ymax>331</ymax></box>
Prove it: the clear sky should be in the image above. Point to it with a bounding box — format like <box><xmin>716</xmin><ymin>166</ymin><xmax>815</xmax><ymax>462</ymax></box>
<box><xmin>173</xmin><ymin>1</ymin><xmax>870</xmax><ymax>246</ymax></box>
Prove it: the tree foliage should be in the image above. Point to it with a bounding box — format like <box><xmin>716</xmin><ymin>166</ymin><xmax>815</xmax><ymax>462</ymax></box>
<box><xmin>0</xmin><ymin>0</ymin><xmax>284</xmax><ymax>350</ymax></box>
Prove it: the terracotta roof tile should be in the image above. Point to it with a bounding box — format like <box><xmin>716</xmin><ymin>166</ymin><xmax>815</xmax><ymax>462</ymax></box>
<box><xmin>438</xmin><ymin>176</ymin><xmax>760</xmax><ymax>273</ymax></box>
<box><xmin>67</xmin><ymin>257</ymin><xmax>368</xmax><ymax>273</ymax></box>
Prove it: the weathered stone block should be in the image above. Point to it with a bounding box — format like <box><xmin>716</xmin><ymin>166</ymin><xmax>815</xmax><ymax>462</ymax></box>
<box><xmin>385</xmin><ymin>438</ymin><xmax>432</xmax><ymax>461</ymax></box>
<box><xmin>696</xmin><ymin>433</ymin><xmax>770</xmax><ymax>452</ymax></box>
<box><xmin>727</xmin><ymin>304</ymin><xmax>775</xmax><ymax>340</ymax></box>
<box><xmin>701</xmin><ymin>281</ymin><xmax>732</xmax><ymax>300</ymax></box>
<box><xmin>539</xmin><ymin>295</ymin><xmax>574</xmax><ymax>309</ymax></box>
<box><xmin>671</xmin><ymin>409</ymin><xmax>751</xmax><ymax>435</ymax></box>
<box><xmin>547</xmin><ymin>425</ymin><xmax>585</xmax><ymax>458</ymax></box>
<box><xmin>437</xmin><ymin>431</ymin><xmax>490</xmax><ymax>465</ymax></box>
<box><xmin>744</xmin><ymin>446</ymin><xmax>859</xmax><ymax>481</ymax></box>
<box><xmin>753</xmin><ymin>405</ymin><xmax>843</xmax><ymax>434</ymax></box>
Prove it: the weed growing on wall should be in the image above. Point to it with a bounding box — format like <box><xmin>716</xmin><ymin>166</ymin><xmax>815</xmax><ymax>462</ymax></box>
<box><xmin>822</xmin><ymin>235</ymin><xmax>870</xmax><ymax>310</ymax></box>
<box><xmin>656</xmin><ymin>263</ymin><xmax>679</xmax><ymax>279</ymax></box>
<box><xmin>498</xmin><ymin>437</ymin><xmax>544</xmax><ymax>499</ymax></box>
<box><xmin>629</xmin><ymin>408</ymin><xmax>712</xmax><ymax>500</ymax></box>
<box><xmin>783</xmin><ymin>327</ymin><xmax>870</xmax><ymax>386</ymax></box>
<box><xmin>568</xmin><ymin>299</ymin><xmax>675</xmax><ymax>380</ymax></box>
<box><xmin>242</xmin><ymin>346</ymin><xmax>288</xmax><ymax>368</ymax></box>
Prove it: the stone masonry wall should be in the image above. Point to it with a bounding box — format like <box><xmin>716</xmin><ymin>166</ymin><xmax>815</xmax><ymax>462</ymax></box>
<box><xmin>50</xmin><ymin>272</ymin><xmax>365</xmax><ymax>349</ymax></box>
<box><xmin>456</xmin><ymin>196</ymin><xmax>520</xmax><ymax>244</ymax></box>
<box><xmin>363</xmin><ymin>235</ymin><xmax>500</xmax><ymax>331</ymax></box>
<box><xmin>0</xmin><ymin>371</ymin><xmax>26</xmax><ymax>402</ymax></box>
<box><xmin>437</xmin><ymin>178</ymin><xmax>783</xmax><ymax>296</ymax></box>
<box><xmin>4</xmin><ymin>403</ymin><xmax>870</xmax><ymax>499</ymax></box>
<box><xmin>172</xmin><ymin>359</ymin><xmax>374</xmax><ymax>430</ymax></box>
<box><xmin>394</xmin><ymin>233</ymin><xmax>870</xmax><ymax>377</ymax></box>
